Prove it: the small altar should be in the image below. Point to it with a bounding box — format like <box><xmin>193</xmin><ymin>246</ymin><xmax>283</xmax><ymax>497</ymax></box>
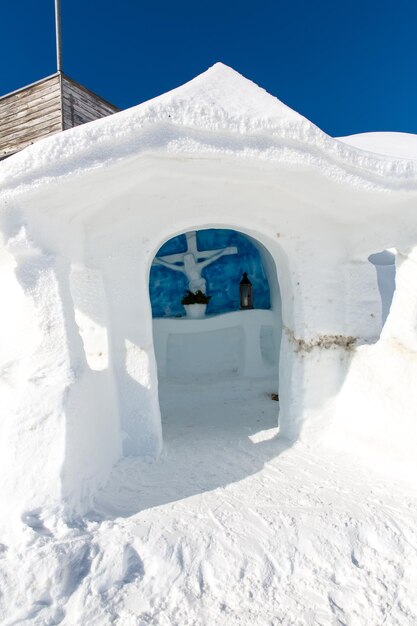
<box><xmin>153</xmin><ymin>309</ymin><xmax>279</xmax><ymax>381</ymax></box>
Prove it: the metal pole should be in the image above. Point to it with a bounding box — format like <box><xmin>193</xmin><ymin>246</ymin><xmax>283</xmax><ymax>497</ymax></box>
<box><xmin>55</xmin><ymin>0</ymin><xmax>63</xmax><ymax>73</ymax></box>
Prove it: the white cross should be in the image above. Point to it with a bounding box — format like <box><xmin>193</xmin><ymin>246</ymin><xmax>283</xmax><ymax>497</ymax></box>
<box><xmin>153</xmin><ymin>231</ymin><xmax>238</xmax><ymax>293</ymax></box>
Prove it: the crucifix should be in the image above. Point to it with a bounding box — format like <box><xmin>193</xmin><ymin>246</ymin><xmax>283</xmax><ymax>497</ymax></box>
<box><xmin>153</xmin><ymin>231</ymin><xmax>238</xmax><ymax>293</ymax></box>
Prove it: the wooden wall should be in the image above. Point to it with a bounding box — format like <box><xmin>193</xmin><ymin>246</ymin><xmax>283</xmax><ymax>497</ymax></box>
<box><xmin>61</xmin><ymin>76</ymin><xmax>118</xmax><ymax>130</ymax></box>
<box><xmin>0</xmin><ymin>75</ymin><xmax>62</xmax><ymax>159</ymax></box>
<box><xmin>0</xmin><ymin>74</ymin><xmax>119</xmax><ymax>160</ymax></box>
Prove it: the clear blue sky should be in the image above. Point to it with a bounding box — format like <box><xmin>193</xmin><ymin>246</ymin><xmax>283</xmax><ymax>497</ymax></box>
<box><xmin>1</xmin><ymin>0</ymin><xmax>417</xmax><ymax>136</ymax></box>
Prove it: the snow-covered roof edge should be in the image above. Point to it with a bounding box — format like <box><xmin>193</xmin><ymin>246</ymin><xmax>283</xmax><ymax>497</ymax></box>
<box><xmin>2</xmin><ymin>63</ymin><xmax>417</xmax><ymax>196</ymax></box>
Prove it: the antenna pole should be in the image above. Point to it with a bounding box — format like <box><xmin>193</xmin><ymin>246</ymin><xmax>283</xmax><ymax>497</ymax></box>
<box><xmin>55</xmin><ymin>0</ymin><xmax>63</xmax><ymax>73</ymax></box>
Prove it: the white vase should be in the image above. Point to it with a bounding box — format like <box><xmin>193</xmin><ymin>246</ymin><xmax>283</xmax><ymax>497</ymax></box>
<box><xmin>184</xmin><ymin>303</ymin><xmax>207</xmax><ymax>319</ymax></box>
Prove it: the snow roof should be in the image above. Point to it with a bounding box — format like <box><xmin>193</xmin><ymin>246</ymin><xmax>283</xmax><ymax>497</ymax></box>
<box><xmin>152</xmin><ymin>62</ymin><xmax>308</xmax><ymax>128</ymax></box>
<box><xmin>2</xmin><ymin>63</ymin><xmax>417</xmax><ymax>194</ymax></box>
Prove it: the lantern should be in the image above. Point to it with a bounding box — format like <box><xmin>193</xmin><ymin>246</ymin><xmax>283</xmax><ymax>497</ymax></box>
<box><xmin>239</xmin><ymin>272</ymin><xmax>253</xmax><ymax>310</ymax></box>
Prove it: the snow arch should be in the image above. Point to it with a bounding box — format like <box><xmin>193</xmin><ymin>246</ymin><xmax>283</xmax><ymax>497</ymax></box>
<box><xmin>147</xmin><ymin>226</ymin><xmax>285</xmax><ymax>442</ymax></box>
<box><xmin>149</xmin><ymin>228</ymin><xmax>282</xmax><ymax>384</ymax></box>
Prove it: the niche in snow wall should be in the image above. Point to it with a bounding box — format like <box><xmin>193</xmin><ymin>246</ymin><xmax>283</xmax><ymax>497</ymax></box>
<box><xmin>150</xmin><ymin>229</ymin><xmax>271</xmax><ymax>318</ymax></box>
<box><xmin>368</xmin><ymin>249</ymin><xmax>396</xmax><ymax>328</ymax></box>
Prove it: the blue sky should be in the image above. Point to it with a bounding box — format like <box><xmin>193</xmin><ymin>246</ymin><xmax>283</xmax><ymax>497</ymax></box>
<box><xmin>1</xmin><ymin>0</ymin><xmax>417</xmax><ymax>136</ymax></box>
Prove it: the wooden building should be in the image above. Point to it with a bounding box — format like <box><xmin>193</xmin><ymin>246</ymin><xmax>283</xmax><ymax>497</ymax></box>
<box><xmin>0</xmin><ymin>73</ymin><xmax>119</xmax><ymax>160</ymax></box>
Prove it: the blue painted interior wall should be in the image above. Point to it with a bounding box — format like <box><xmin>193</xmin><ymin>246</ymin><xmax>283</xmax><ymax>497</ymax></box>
<box><xmin>150</xmin><ymin>229</ymin><xmax>270</xmax><ymax>318</ymax></box>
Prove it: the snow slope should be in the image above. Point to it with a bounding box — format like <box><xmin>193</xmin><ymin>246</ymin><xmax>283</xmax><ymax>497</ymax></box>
<box><xmin>337</xmin><ymin>132</ymin><xmax>417</xmax><ymax>161</ymax></box>
<box><xmin>1</xmin><ymin>378</ymin><xmax>416</xmax><ymax>625</ymax></box>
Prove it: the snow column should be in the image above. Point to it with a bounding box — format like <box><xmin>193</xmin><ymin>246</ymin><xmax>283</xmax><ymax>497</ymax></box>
<box><xmin>99</xmin><ymin>240</ymin><xmax>163</xmax><ymax>458</ymax></box>
<box><xmin>278</xmin><ymin>242</ymin><xmax>381</xmax><ymax>441</ymax></box>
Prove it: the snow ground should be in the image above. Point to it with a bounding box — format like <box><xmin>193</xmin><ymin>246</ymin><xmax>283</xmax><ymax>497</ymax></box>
<box><xmin>1</xmin><ymin>378</ymin><xmax>417</xmax><ymax>626</ymax></box>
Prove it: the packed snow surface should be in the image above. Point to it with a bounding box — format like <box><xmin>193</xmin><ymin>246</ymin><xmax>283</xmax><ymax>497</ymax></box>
<box><xmin>1</xmin><ymin>378</ymin><xmax>417</xmax><ymax>625</ymax></box>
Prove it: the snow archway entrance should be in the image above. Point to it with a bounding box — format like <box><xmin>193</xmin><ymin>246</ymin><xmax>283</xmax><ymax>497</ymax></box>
<box><xmin>149</xmin><ymin>228</ymin><xmax>282</xmax><ymax>441</ymax></box>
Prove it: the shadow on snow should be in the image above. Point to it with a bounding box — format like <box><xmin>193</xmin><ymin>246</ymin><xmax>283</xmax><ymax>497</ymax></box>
<box><xmin>92</xmin><ymin>377</ymin><xmax>293</xmax><ymax>520</ymax></box>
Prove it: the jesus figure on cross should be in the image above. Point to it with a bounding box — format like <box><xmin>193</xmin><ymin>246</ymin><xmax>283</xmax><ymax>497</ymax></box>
<box><xmin>153</xmin><ymin>231</ymin><xmax>238</xmax><ymax>293</ymax></box>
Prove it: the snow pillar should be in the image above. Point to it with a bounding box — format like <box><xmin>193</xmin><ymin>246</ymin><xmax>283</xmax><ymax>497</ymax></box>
<box><xmin>278</xmin><ymin>249</ymin><xmax>369</xmax><ymax>441</ymax></box>
<box><xmin>102</xmin><ymin>250</ymin><xmax>162</xmax><ymax>458</ymax></box>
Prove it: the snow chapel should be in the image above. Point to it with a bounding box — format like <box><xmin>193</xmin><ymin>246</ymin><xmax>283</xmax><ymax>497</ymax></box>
<box><xmin>2</xmin><ymin>63</ymin><xmax>417</xmax><ymax>518</ymax></box>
